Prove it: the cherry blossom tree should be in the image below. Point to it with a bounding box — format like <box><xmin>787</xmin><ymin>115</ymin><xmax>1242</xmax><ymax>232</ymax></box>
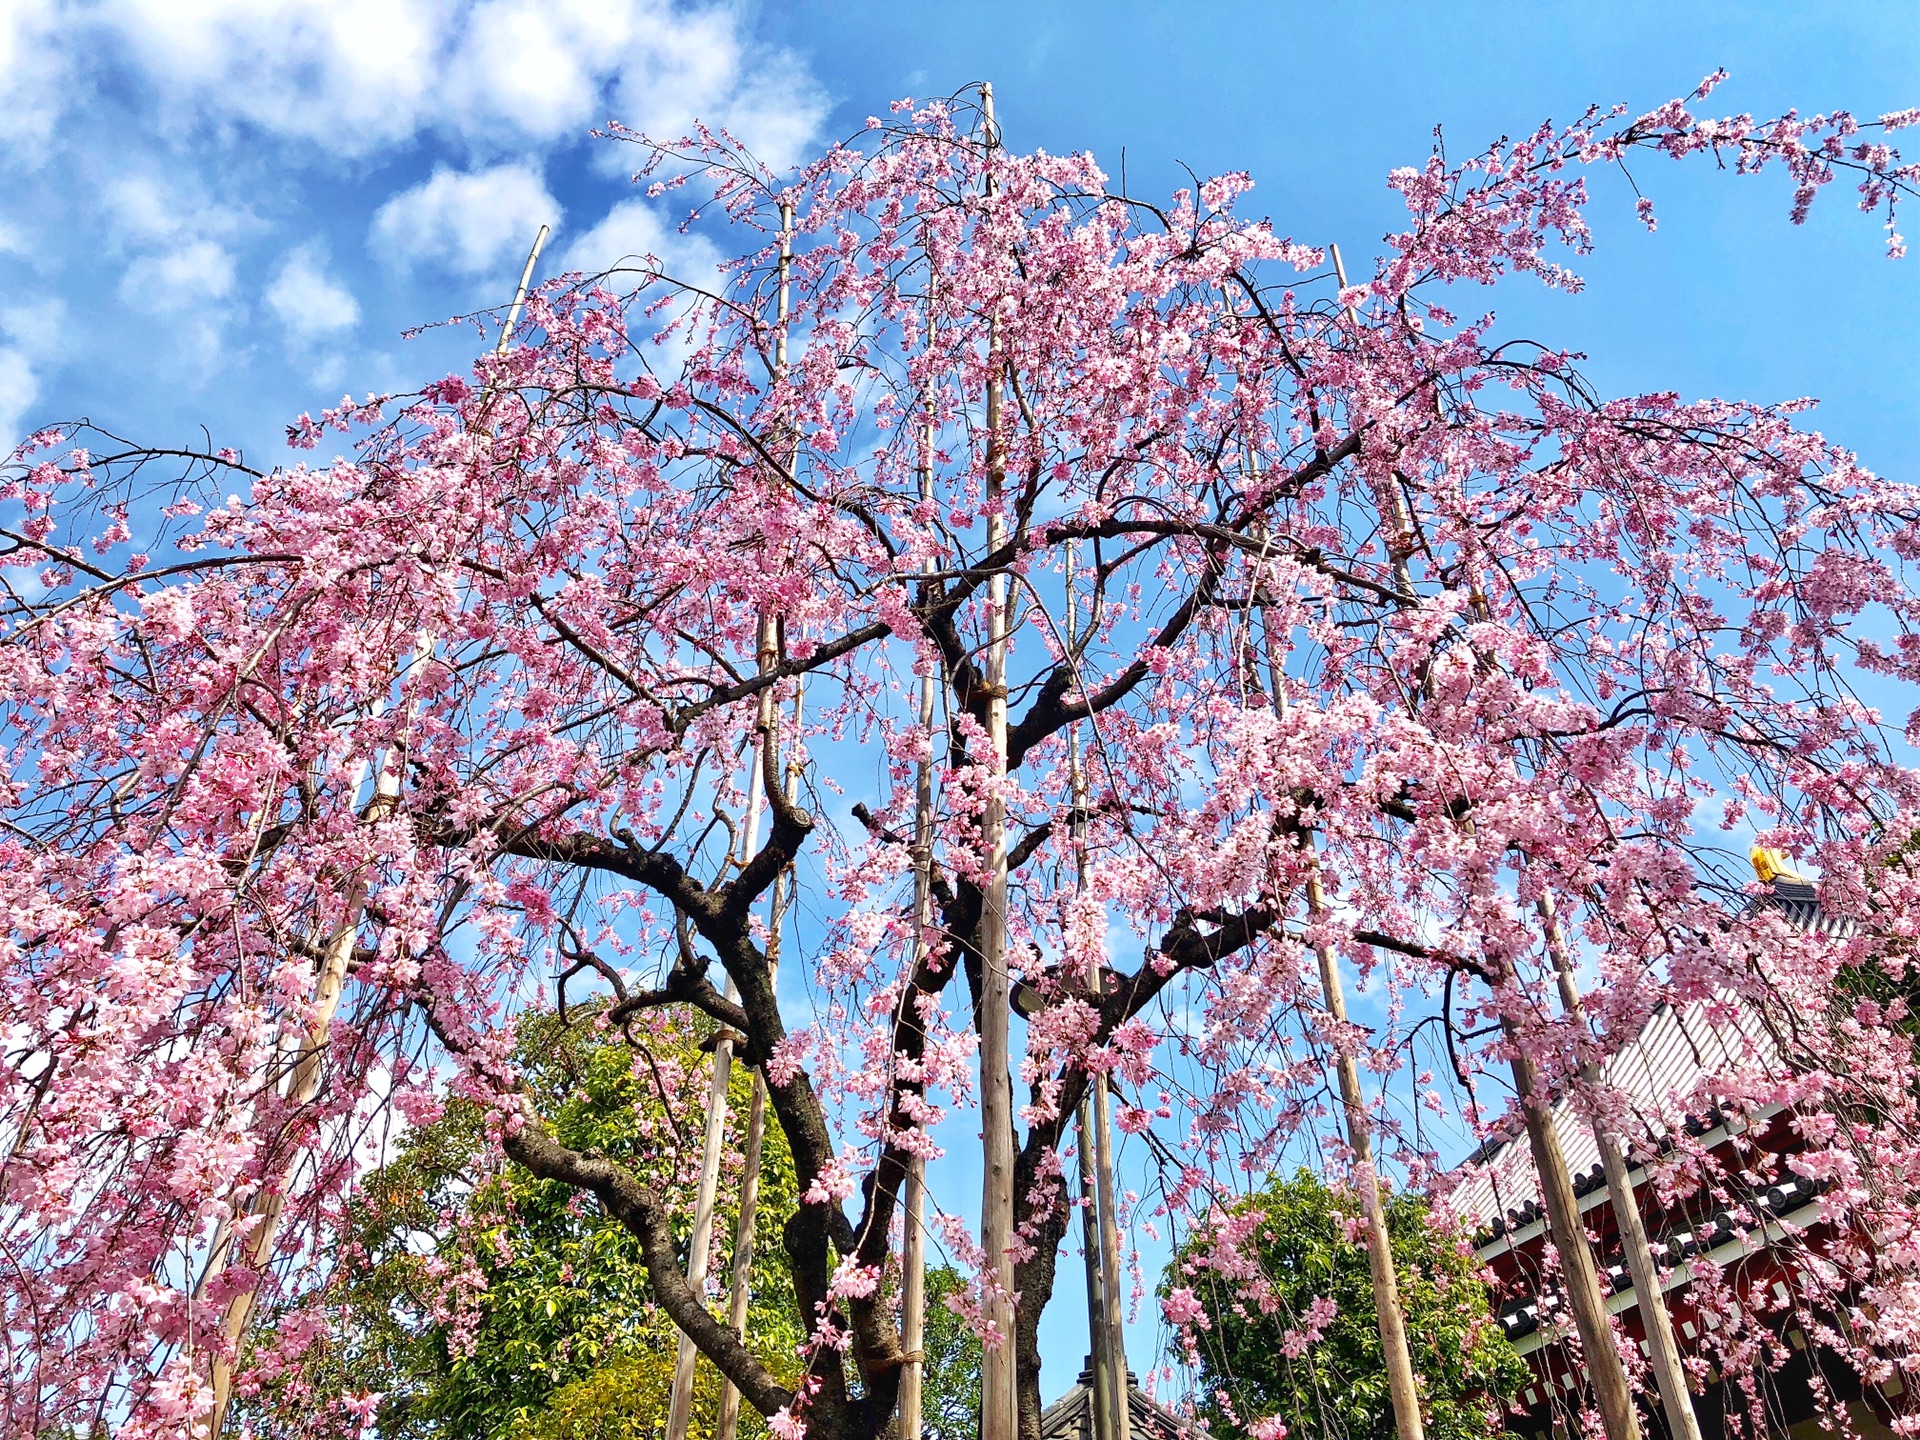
<box><xmin>1</xmin><ymin>76</ymin><xmax>1918</xmax><ymax>1440</ymax></box>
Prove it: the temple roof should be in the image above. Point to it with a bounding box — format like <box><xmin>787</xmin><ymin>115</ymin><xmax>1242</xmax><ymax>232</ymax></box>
<box><xmin>1445</xmin><ymin>873</ymin><xmax>1847</xmax><ymax>1235</ymax></box>
<box><xmin>1445</xmin><ymin>994</ymin><xmax>1781</xmax><ymax>1234</ymax></box>
<box><xmin>1039</xmin><ymin>1363</ymin><xmax>1202</xmax><ymax>1440</ymax></box>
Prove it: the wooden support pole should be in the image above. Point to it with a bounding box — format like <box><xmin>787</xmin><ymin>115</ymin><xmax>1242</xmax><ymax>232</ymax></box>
<box><xmin>1246</xmin><ymin>350</ymin><xmax>1424</xmax><ymax>1440</ymax></box>
<box><xmin>1090</xmin><ymin>1068</ymin><xmax>1130</xmax><ymax>1440</ymax></box>
<box><xmin>714</xmin><ymin>623</ymin><xmax>783</xmax><ymax>1440</ymax></box>
<box><xmin>666</xmin><ymin>995</ymin><xmax>742</xmax><ymax>1438</ymax></box>
<box><xmin>705</xmin><ymin>201</ymin><xmax>798</xmax><ymax>1440</ymax></box>
<box><xmin>1305</xmin><ymin>863</ymin><xmax>1425</xmax><ymax>1440</ymax></box>
<box><xmin>975</xmin><ymin>78</ymin><xmax>1019</xmax><ymax>1440</ymax></box>
<box><xmin>198</xmin><ymin>637</ymin><xmax>432</xmax><ymax>1436</ymax></box>
<box><xmin>896</xmin><ymin>264</ymin><xmax>941</xmax><ymax>1440</ymax></box>
<box><xmin>1079</xmin><ymin>1095</ymin><xmax>1117</xmax><ymax>1440</ymax></box>
<box><xmin>1539</xmin><ymin>890</ymin><xmax>1701</xmax><ymax>1440</ymax></box>
<box><xmin>203</xmin><ymin>883</ymin><xmax>363</xmax><ymax>1438</ymax></box>
<box><xmin>1066</xmin><ymin>548</ymin><xmax>1126</xmax><ymax>1440</ymax></box>
<box><xmin>900</xmin><ymin>1143</ymin><xmax>929</xmax><ymax>1440</ymax></box>
<box><xmin>200</xmin><ymin>630</ymin><xmax>436</xmax><ymax>1438</ymax></box>
<box><xmin>202</xmin><ymin>221</ymin><xmax>552</xmax><ymax>1436</ymax></box>
<box><xmin>1506</xmin><ymin>1039</ymin><xmax>1644</xmax><ymax>1440</ymax></box>
<box><xmin>498</xmin><ymin>225</ymin><xmax>551</xmax><ymax>355</ymax></box>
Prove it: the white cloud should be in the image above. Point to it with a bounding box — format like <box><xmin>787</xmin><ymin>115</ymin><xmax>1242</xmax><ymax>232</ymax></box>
<box><xmin>605</xmin><ymin>10</ymin><xmax>825</xmax><ymax>164</ymax></box>
<box><xmin>0</xmin><ymin>0</ymin><xmax>65</xmax><ymax>149</ymax></box>
<box><xmin>99</xmin><ymin>172</ymin><xmax>252</xmax><ymax>254</ymax></box>
<box><xmin>0</xmin><ymin>348</ymin><xmax>40</xmax><ymax>449</ymax></box>
<box><xmin>439</xmin><ymin>0</ymin><xmax>643</xmax><ymax>145</ymax></box>
<box><xmin>371</xmin><ymin>163</ymin><xmax>561</xmax><ymax>277</ymax></box>
<box><xmin>562</xmin><ymin>199</ymin><xmax>720</xmax><ymax>282</ymax></box>
<box><xmin>265</xmin><ymin>245</ymin><xmax>359</xmax><ymax>339</ymax></box>
<box><xmin>0</xmin><ymin>0</ymin><xmax>828</xmax><ymax>418</ymax></box>
<box><xmin>103</xmin><ymin>174</ymin><xmax>190</xmax><ymax>243</ymax></box>
<box><xmin>118</xmin><ymin>241</ymin><xmax>237</xmax><ymax>315</ymax></box>
<box><xmin>57</xmin><ymin>0</ymin><xmax>827</xmax><ymax>163</ymax></box>
<box><xmin>1</xmin><ymin>297</ymin><xmax>67</xmax><ymax>358</ymax></box>
<box><xmin>98</xmin><ymin>0</ymin><xmax>449</xmax><ymax>154</ymax></box>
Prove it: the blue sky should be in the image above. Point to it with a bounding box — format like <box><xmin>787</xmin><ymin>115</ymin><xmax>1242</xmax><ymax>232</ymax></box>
<box><xmin>4</xmin><ymin>0</ymin><xmax>1916</xmax><ymax>1406</ymax></box>
<box><xmin>2</xmin><ymin>2</ymin><xmax>1914</xmax><ymax>483</ymax></box>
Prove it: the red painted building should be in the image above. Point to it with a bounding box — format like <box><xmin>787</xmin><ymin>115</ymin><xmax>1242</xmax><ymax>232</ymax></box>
<box><xmin>1448</xmin><ymin>876</ymin><xmax>1903</xmax><ymax>1439</ymax></box>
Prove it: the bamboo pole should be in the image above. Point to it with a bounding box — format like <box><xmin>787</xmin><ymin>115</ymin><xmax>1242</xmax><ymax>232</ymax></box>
<box><xmin>1303</xmin><ymin>865</ymin><xmax>1423</xmax><ymax>1440</ymax></box>
<box><xmin>1089</xmin><ymin>1024</ymin><xmax>1130</xmax><ymax>1439</ymax></box>
<box><xmin>898</xmin><ymin>857</ymin><xmax>932</xmax><ymax>1440</ymax></box>
<box><xmin>666</xmin><ymin>999</ymin><xmax>740</xmax><ymax>1432</ymax></box>
<box><xmin>499</xmin><ymin>225</ymin><xmax>551</xmax><ymax>355</ymax></box>
<box><xmin>1255</xmin><ymin>590</ymin><xmax>1423</xmax><ymax>1440</ymax></box>
<box><xmin>201</xmin><ymin>226</ymin><xmax>554</xmax><ymax>1437</ymax></box>
<box><xmin>1235</xmin><ymin>289</ymin><xmax>1425</xmax><ymax>1440</ymax></box>
<box><xmin>1329</xmin><ymin>240</ymin><xmax>1638</xmax><ymax>1439</ymax></box>
<box><xmin>203</xmin><ymin>225</ymin><xmax>551</xmax><ymax>1435</ymax></box>
<box><xmin>1505</xmin><ymin>1044</ymin><xmax>1644</xmax><ymax>1440</ymax></box>
<box><xmin>1327</xmin><ymin>230</ymin><xmax>1644</xmax><ymax>1435</ymax></box>
<box><xmin>665</xmin><ymin>638</ymin><xmax>779</xmax><ymax>1439</ymax></box>
<box><xmin>716</xmin><ymin>685</ymin><xmax>803</xmax><ymax>1440</ymax></box>
<box><xmin>1065</xmin><ymin>549</ymin><xmax>1125</xmax><ymax>1440</ymax></box>
<box><xmin>1538</xmin><ymin>889</ymin><xmax>1701</xmax><ymax>1440</ymax></box>
<box><xmin>201</xmin><ymin>636</ymin><xmax>433</xmax><ymax>1436</ymax></box>
<box><xmin>895</xmin><ymin>268</ymin><xmax>942</xmax><ymax>1440</ymax></box>
<box><xmin>975</xmin><ymin>78</ymin><xmax>1019</xmax><ymax>1440</ymax></box>
<box><xmin>691</xmin><ymin>202</ymin><xmax>798</xmax><ymax>1440</ymax></box>
<box><xmin>1078</xmin><ymin>1095</ymin><xmax>1117</xmax><ymax>1440</ymax></box>
<box><xmin>713</xmin><ymin>622</ymin><xmax>782</xmax><ymax>1440</ymax></box>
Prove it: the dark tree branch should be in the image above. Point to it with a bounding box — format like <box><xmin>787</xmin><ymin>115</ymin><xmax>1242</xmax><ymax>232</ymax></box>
<box><xmin>503</xmin><ymin>1123</ymin><xmax>795</xmax><ymax>1417</ymax></box>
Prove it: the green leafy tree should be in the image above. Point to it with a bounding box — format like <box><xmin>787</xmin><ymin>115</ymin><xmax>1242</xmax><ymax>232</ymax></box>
<box><xmin>1165</xmin><ymin>1170</ymin><xmax>1524</xmax><ymax>1440</ymax></box>
<box><xmin>917</xmin><ymin>1265</ymin><xmax>983</xmax><ymax>1440</ymax></box>
<box><xmin>241</xmin><ymin>1007</ymin><xmax>803</xmax><ymax>1439</ymax></box>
